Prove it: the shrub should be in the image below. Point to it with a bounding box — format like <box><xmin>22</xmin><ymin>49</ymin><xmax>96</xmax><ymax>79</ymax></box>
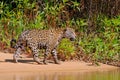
<box><xmin>58</xmin><ymin>39</ymin><xmax>75</xmax><ymax>60</ymax></box>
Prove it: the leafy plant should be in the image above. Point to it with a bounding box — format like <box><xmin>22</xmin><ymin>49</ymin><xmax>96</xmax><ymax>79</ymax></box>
<box><xmin>58</xmin><ymin>39</ymin><xmax>75</xmax><ymax>59</ymax></box>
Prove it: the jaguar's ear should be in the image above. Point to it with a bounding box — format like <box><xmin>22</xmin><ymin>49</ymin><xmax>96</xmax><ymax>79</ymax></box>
<box><xmin>63</xmin><ymin>28</ymin><xmax>68</xmax><ymax>32</ymax></box>
<box><xmin>64</xmin><ymin>28</ymin><xmax>67</xmax><ymax>32</ymax></box>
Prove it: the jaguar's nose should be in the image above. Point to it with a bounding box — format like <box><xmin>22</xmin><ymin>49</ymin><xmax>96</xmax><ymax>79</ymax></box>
<box><xmin>70</xmin><ymin>37</ymin><xmax>75</xmax><ymax>41</ymax></box>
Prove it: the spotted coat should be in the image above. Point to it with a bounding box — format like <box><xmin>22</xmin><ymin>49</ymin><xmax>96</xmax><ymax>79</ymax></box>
<box><xmin>11</xmin><ymin>28</ymin><xmax>76</xmax><ymax>64</ymax></box>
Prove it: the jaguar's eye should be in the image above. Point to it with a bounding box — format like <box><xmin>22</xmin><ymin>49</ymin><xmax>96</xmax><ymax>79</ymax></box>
<box><xmin>20</xmin><ymin>43</ymin><xmax>23</xmax><ymax>45</ymax></box>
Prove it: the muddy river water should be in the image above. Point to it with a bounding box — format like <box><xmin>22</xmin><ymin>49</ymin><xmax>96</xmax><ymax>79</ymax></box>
<box><xmin>0</xmin><ymin>69</ymin><xmax>120</xmax><ymax>80</ymax></box>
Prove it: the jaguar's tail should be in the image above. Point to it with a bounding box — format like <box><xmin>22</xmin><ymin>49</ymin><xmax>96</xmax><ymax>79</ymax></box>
<box><xmin>10</xmin><ymin>38</ymin><xmax>16</xmax><ymax>48</ymax></box>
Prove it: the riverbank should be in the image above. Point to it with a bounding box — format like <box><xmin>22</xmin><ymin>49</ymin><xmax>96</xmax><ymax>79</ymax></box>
<box><xmin>0</xmin><ymin>52</ymin><xmax>118</xmax><ymax>73</ymax></box>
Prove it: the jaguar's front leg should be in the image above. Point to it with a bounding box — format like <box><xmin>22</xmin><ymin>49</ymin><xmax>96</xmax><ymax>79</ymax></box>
<box><xmin>51</xmin><ymin>49</ymin><xmax>60</xmax><ymax>64</ymax></box>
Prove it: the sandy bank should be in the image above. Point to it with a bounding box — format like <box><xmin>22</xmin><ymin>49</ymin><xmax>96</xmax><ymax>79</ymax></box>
<box><xmin>0</xmin><ymin>52</ymin><xmax>118</xmax><ymax>73</ymax></box>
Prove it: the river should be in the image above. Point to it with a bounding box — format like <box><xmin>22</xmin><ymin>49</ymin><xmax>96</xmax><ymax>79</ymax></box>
<box><xmin>0</xmin><ymin>69</ymin><xmax>120</xmax><ymax>80</ymax></box>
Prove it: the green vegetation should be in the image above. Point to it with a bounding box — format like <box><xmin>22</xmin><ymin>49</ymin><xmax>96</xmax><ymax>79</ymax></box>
<box><xmin>58</xmin><ymin>39</ymin><xmax>75</xmax><ymax>60</ymax></box>
<box><xmin>0</xmin><ymin>0</ymin><xmax>120</xmax><ymax>66</ymax></box>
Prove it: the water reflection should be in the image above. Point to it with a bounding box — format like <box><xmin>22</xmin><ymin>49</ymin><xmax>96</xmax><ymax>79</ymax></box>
<box><xmin>0</xmin><ymin>69</ymin><xmax>120</xmax><ymax>80</ymax></box>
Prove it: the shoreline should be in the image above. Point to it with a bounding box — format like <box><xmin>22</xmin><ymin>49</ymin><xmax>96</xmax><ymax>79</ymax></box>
<box><xmin>0</xmin><ymin>52</ymin><xmax>118</xmax><ymax>73</ymax></box>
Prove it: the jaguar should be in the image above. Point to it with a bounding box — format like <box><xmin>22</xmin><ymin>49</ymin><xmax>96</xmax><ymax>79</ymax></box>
<box><xmin>10</xmin><ymin>28</ymin><xmax>76</xmax><ymax>64</ymax></box>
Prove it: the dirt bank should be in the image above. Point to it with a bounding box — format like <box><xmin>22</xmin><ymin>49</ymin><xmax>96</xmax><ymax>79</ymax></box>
<box><xmin>0</xmin><ymin>52</ymin><xmax>118</xmax><ymax>73</ymax></box>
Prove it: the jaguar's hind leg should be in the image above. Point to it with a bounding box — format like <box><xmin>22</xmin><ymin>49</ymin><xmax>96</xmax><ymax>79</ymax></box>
<box><xmin>30</xmin><ymin>46</ymin><xmax>42</xmax><ymax>64</ymax></box>
<box><xmin>13</xmin><ymin>47</ymin><xmax>23</xmax><ymax>63</ymax></box>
